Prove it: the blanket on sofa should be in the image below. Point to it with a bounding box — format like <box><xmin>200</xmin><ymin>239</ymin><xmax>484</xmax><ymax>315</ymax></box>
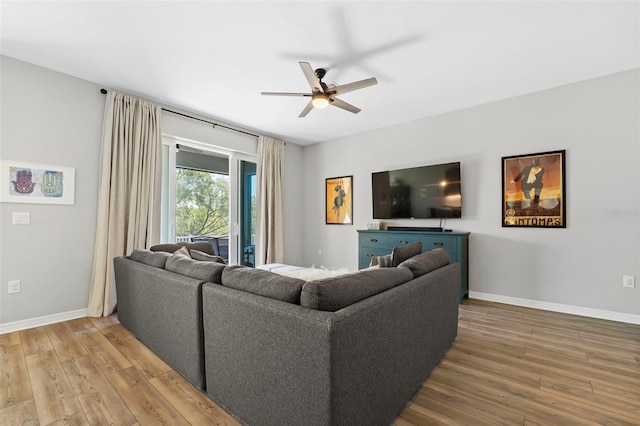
<box><xmin>258</xmin><ymin>263</ymin><xmax>351</xmax><ymax>281</ymax></box>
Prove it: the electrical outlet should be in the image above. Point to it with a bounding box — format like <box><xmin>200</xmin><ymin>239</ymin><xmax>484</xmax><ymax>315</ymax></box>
<box><xmin>623</xmin><ymin>276</ymin><xmax>635</xmax><ymax>288</ymax></box>
<box><xmin>8</xmin><ymin>280</ymin><xmax>21</xmax><ymax>294</ymax></box>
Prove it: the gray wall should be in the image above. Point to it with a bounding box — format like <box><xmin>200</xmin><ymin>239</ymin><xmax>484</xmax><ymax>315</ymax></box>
<box><xmin>2</xmin><ymin>55</ymin><xmax>636</xmax><ymax>326</ymax></box>
<box><xmin>0</xmin><ymin>56</ymin><xmax>305</xmax><ymax>327</ymax></box>
<box><xmin>302</xmin><ymin>69</ymin><xmax>640</xmax><ymax>319</ymax></box>
<box><xmin>0</xmin><ymin>56</ymin><xmax>104</xmax><ymax>324</ymax></box>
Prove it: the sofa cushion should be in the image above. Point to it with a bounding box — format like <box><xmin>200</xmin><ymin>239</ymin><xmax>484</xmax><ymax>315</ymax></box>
<box><xmin>391</xmin><ymin>241</ymin><xmax>422</xmax><ymax>267</ymax></box>
<box><xmin>300</xmin><ymin>267</ymin><xmax>414</xmax><ymax>312</ymax></box>
<box><xmin>165</xmin><ymin>254</ymin><xmax>225</xmax><ymax>283</ymax></box>
<box><xmin>190</xmin><ymin>249</ymin><xmax>227</xmax><ymax>264</ymax></box>
<box><xmin>129</xmin><ymin>249</ymin><xmax>171</xmax><ymax>268</ymax></box>
<box><xmin>151</xmin><ymin>241</ymin><xmax>216</xmax><ymax>256</ymax></box>
<box><xmin>221</xmin><ymin>265</ymin><xmax>305</xmax><ymax>304</ymax></box>
<box><xmin>398</xmin><ymin>248</ymin><xmax>451</xmax><ymax>278</ymax></box>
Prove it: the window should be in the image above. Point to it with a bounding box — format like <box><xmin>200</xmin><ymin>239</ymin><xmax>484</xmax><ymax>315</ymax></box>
<box><xmin>161</xmin><ymin>137</ymin><xmax>256</xmax><ymax>265</ymax></box>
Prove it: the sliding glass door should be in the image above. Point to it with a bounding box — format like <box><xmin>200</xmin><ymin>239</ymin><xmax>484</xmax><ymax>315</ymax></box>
<box><xmin>161</xmin><ymin>137</ymin><xmax>256</xmax><ymax>265</ymax></box>
<box><xmin>239</xmin><ymin>160</ymin><xmax>256</xmax><ymax>266</ymax></box>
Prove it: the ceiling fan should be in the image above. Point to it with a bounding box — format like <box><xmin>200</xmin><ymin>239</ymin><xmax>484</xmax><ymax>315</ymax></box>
<box><xmin>261</xmin><ymin>62</ymin><xmax>378</xmax><ymax>117</ymax></box>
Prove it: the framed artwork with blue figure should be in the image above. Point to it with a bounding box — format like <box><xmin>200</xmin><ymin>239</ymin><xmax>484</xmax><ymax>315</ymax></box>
<box><xmin>0</xmin><ymin>160</ymin><xmax>75</xmax><ymax>205</ymax></box>
<box><xmin>502</xmin><ymin>150</ymin><xmax>566</xmax><ymax>228</ymax></box>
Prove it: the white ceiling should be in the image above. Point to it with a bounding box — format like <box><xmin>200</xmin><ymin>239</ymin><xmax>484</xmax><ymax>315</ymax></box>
<box><xmin>1</xmin><ymin>1</ymin><xmax>638</xmax><ymax>145</ymax></box>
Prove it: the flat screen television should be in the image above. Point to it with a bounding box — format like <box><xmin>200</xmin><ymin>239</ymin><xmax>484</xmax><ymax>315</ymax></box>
<box><xmin>372</xmin><ymin>161</ymin><xmax>462</xmax><ymax>219</ymax></box>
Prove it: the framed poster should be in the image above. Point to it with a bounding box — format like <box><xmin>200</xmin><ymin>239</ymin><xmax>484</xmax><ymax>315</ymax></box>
<box><xmin>502</xmin><ymin>150</ymin><xmax>565</xmax><ymax>228</ymax></box>
<box><xmin>326</xmin><ymin>175</ymin><xmax>353</xmax><ymax>225</ymax></box>
<box><xmin>0</xmin><ymin>160</ymin><xmax>75</xmax><ymax>205</ymax></box>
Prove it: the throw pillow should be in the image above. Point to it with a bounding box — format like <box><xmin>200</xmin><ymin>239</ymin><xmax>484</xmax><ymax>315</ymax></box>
<box><xmin>397</xmin><ymin>248</ymin><xmax>450</xmax><ymax>278</ymax></box>
<box><xmin>173</xmin><ymin>246</ymin><xmax>191</xmax><ymax>257</ymax></box>
<box><xmin>369</xmin><ymin>253</ymin><xmax>393</xmax><ymax>268</ymax></box>
<box><xmin>391</xmin><ymin>241</ymin><xmax>422</xmax><ymax>267</ymax></box>
<box><xmin>190</xmin><ymin>249</ymin><xmax>226</xmax><ymax>264</ymax></box>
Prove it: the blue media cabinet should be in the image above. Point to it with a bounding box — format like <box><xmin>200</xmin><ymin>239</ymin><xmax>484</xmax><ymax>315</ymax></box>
<box><xmin>357</xmin><ymin>229</ymin><xmax>470</xmax><ymax>304</ymax></box>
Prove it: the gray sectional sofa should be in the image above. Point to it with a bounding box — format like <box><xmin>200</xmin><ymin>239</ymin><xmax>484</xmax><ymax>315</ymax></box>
<box><xmin>114</xmin><ymin>246</ymin><xmax>460</xmax><ymax>426</ymax></box>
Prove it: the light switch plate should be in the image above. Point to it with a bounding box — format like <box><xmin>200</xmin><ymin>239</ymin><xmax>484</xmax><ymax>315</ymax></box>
<box><xmin>623</xmin><ymin>275</ymin><xmax>635</xmax><ymax>288</ymax></box>
<box><xmin>8</xmin><ymin>280</ymin><xmax>20</xmax><ymax>294</ymax></box>
<box><xmin>12</xmin><ymin>212</ymin><xmax>30</xmax><ymax>224</ymax></box>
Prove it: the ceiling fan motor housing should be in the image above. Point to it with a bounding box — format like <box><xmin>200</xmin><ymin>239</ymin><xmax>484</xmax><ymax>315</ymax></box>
<box><xmin>315</xmin><ymin>68</ymin><xmax>327</xmax><ymax>80</ymax></box>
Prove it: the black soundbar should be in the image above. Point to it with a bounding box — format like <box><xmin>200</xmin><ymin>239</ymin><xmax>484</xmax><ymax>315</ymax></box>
<box><xmin>386</xmin><ymin>226</ymin><xmax>443</xmax><ymax>232</ymax></box>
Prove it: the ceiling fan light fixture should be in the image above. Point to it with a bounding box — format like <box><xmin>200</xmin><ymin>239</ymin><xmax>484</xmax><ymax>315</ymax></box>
<box><xmin>261</xmin><ymin>62</ymin><xmax>377</xmax><ymax>117</ymax></box>
<box><xmin>312</xmin><ymin>94</ymin><xmax>329</xmax><ymax>109</ymax></box>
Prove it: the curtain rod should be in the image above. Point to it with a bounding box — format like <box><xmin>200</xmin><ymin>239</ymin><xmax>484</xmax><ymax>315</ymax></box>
<box><xmin>100</xmin><ymin>88</ymin><xmax>259</xmax><ymax>139</ymax></box>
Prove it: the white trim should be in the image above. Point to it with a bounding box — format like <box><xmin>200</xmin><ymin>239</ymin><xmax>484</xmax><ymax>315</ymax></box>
<box><xmin>469</xmin><ymin>291</ymin><xmax>640</xmax><ymax>325</ymax></box>
<box><xmin>229</xmin><ymin>156</ymin><xmax>240</xmax><ymax>265</ymax></box>
<box><xmin>0</xmin><ymin>308</ymin><xmax>88</xmax><ymax>334</ymax></box>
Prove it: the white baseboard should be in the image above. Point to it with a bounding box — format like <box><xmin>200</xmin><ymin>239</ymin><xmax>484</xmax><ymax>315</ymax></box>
<box><xmin>469</xmin><ymin>291</ymin><xmax>640</xmax><ymax>325</ymax></box>
<box><xmin>0</xmin><ymin>308</ymin><xmax>88</xmax><ymax>334</ymax></box>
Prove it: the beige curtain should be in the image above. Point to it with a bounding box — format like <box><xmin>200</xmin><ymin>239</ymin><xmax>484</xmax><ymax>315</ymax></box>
<box><xmin>87</xmin><ymin>92</ymin><xmax>162</xmax><ymax>316</ymax></box>
<box><xmin>256</xmin><ymin>136</ymin><xmax>285</xmax><ymax>265</ymax></box>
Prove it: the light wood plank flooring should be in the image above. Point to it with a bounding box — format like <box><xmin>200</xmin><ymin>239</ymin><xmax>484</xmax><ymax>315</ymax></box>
<box><xmin>1</xmin><ymin>299</ymin><xmax>638</xmax><ymax>425</ymax></box>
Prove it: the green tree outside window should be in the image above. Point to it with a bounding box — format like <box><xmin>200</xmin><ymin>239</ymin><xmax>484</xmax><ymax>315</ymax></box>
<box><xmin>176</xmin><ymin>168</ymin><xmax>229</xmax><ymax>237</ymax></box>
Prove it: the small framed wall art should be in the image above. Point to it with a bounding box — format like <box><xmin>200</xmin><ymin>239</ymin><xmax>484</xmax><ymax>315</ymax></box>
<box><xmin>501</xmin><ymin>150</ymin><xmax>566</xmax><ymax>228</ymax></box>
<box><xmin>0</xmin><ymin>160</ymin><xmax>76</xmax><ymax>205</ymax></box>
<box><xmin>326</xmin><ymin>175</ymin><xmax>353</xmax><ymax>225</ymax></box>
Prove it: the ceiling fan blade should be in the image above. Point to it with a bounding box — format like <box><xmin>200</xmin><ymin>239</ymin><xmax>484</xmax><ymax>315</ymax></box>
<box><xmin>298</xmin><ymin>100</ymin><xmax>315</xmax><ymax>118</ymax></box>
<box><xmin>330</xmin><ymin>77</ymin><xmax>378</xmax><ymax>96</ymax></box>
<box><xmin>261</xmin><ymin>92</ymin><xmax>310</xmax><ymax>97</ymax></box>
<box><xmin>299</xmin><ymin>62</ymin><xmax>323</xmax><ymax>92</ymax></box>
<box><xmin>329</xmin><ymin>97</ymin><xmax>361</xmax><ymax>114</ymax></box>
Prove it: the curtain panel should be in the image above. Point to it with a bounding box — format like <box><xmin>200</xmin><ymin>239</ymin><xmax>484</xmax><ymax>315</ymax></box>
<box><xmin>87</xmin><ymin>92</ymin><xmax>162</xmax><ymax>317</ymax></box>
<box><xmin>256</xmin><ymin>137</ymin><xmax>285</xmax><ymax>265</ymax></box>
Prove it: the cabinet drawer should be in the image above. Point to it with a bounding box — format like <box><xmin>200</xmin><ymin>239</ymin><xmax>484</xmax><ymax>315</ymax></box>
<box><xmin>361</xmin><ymin>233</ymin><xmax>457</xmax><ymax>253</ymax></box>
<box><xmin>416</xmin><ymin>236</ymin><xmax>457</xmax><ymax>253</ymax></box>
<box><xmin>359</xmin><ymin>233</ymin><xmax>405</xmax><ymax>249</ymax></box>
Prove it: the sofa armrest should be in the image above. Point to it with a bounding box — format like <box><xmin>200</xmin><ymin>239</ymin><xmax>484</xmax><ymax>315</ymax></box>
<box><xmin>114</xmin><ymin>256</ymin><xmax>206</xmax><ymax>389</ymax></box>
<box><xmin>328</xmin><ymin>263</ymin><xmax>460</xmax><ymax>425</ymax></box>
<box><xmin>202</xmin><ymin>283</ymin><xmax>335</xmax><ymax>426</ymax></box>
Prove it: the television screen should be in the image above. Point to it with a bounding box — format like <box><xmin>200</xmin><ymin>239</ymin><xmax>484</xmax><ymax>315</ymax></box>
<box><xmin>372</xmin><ymin>162</ymin><xmax>462</xmax><ymax>219</ymax></box>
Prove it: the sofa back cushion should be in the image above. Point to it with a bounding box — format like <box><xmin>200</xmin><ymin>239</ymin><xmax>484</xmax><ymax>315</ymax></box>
<box><xmin>300</xmin><ymin>267</ymin><xmax>414</xmax><ymax>312</ymax></box>
<box><xmin>165</xmin><ymin>254</ymin><xmax>225</xmax><ymax>283</ymax></box>
<box><xmin>129</xmin><ymin>249</ymin><xmax>172</xmax><ymax>268</ymax></box>
<box><xmin>221</xmin><ymin>265</ymin><xmax>305</xmax><ymax>304</ymax></box>
<box><xmin>397</xmin><ymin>248</ymin><xmax>451</xmax><ymax>278</ymax></box>
<box><xmin>150</xmin><ymin>242</ymin><xmax>216</xmax><ymax>256</ymax></box>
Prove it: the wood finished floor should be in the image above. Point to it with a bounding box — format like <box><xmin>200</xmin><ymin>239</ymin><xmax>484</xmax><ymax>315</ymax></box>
<box><xmin>1</xmin><ymin>299</ymin><xmax>639</xmax><ymax>425</ymax></box>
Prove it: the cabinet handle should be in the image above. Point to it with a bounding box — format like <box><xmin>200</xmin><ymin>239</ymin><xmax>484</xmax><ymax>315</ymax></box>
<box><xmin>370</xmin><ymin>238</ymin><xmax>378</xmax><ymax>243</ymax></box>
<box><xmin>367</xmin><ymin>253</ymin><xmax>374</xmax><ymax>258</ymax></box>
<box><xmin>400</xmin><ymin>240</ymin><xmax>409</xmax><ymax>245</ymax></box>
<box><xmin>433</xmin><ymin>242</ymin><xmax>444</xmax><ymax>247</ymax></box>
